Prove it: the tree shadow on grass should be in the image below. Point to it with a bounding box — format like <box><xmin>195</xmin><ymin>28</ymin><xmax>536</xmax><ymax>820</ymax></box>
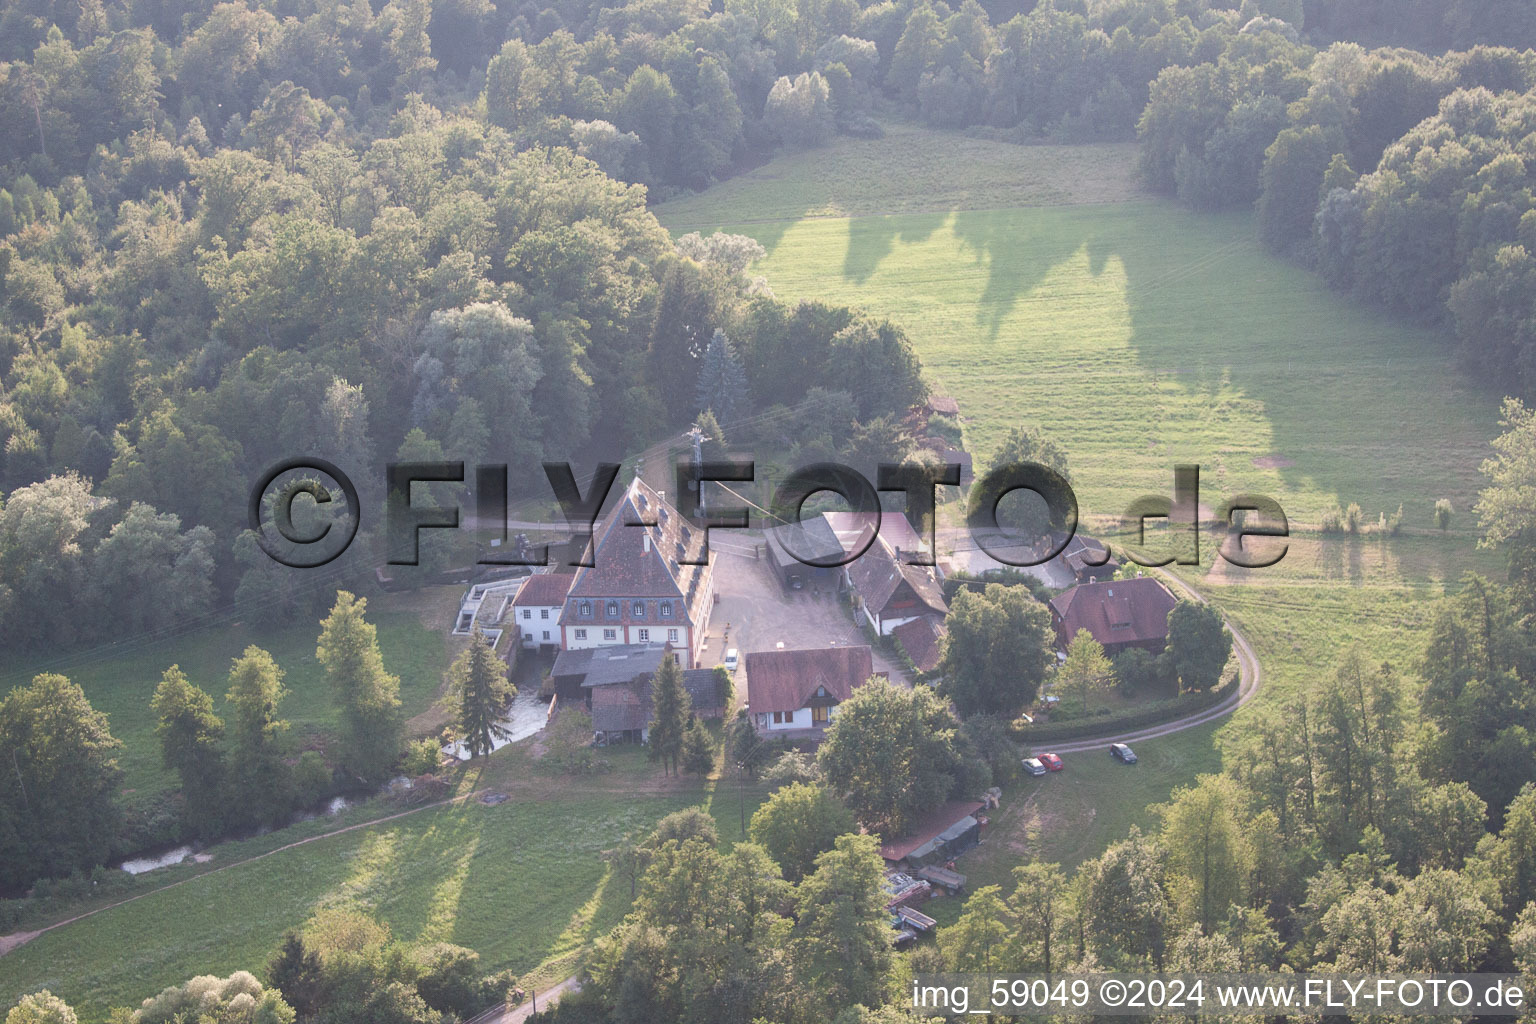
<box><xmin>1099</xmin><ymin>204</ymin><xmax>1500</xmax><ymax>525</ymax></box>
<box><xmin>842</xmin><ymin>211</ymin><xmax>950</xmax><ymax>284</ymax></box>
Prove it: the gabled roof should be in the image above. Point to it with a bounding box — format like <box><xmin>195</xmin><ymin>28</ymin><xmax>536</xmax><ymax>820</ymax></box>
<box><xmin>1057</xmin><ymin>533</ymin><xmax>1118</xmax><ymax>576</ymax></box>
<box><xmin>846</xmin><ymin>535</ymin><xmax>948</xmax><ymax>620</ymax></box>
<box><xmin>590</xmin><ymin>669</ymin><xmax>727</xmax><ymax>733</ymax></box>
<box><xmin>512</xmin><ymin>572</ymin><xmax>576</xmax><ymax>607</ymax></box>
<box><xmin>893</xmin><ymin>615</ymin><xmax>947</xmax><ymax>674</ymax></box>
<box><xmin>824</xmin><ymin>510</ymin><xmax>924</xmax><ymax>560</ymax></box>
<box><xmin>764</xmin><ymin>516</ymin><xmax>846</xmax><ymax>569</ymax></box>
<box><xmin>744</xmin><ymin>645</ymin><xmax>874</xmax><ymax>715</ymax></box>
<box><xmin>561</xmin><ymin>478</ymin><xmax>712</xmax><ymax>624</ymax></box>
<box><xmin>570</xmin><ymin>479</ymin><xmax>703</xmax><ymax>600</ymax></box>
<box><xmin>1048</xmin><ymin>576</ymin><xmax>1177</xmax><ymax>647</ymax></box>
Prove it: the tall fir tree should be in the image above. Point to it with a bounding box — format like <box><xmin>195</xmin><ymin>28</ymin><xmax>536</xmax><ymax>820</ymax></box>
<box><xmin>317</xmin><ymin>591</ymin><xmax>403</xmax><ymax>782</ymax></box>
<box><xmin>648</xmin><ymin>655</ymin><xmax>691</xmax><ymax>775</ymax></box>
<box><xmin>452</xmin><ymin>630</ymin><xmax>514</xmax><ymax>758</ymax></box>
<box><xmin>694</xmin><ymin>328</ymin><xmax>748</xmax><ymax>422</ymax></box>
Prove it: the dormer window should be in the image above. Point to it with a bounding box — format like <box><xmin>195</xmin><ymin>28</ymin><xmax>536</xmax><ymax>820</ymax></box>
<box><xmin>578</xmin><ymin>600</ymin><xmax>592</xmax><ymax>616</ymax></box>
<box><xmin>633</xmin><ymin>600</ymin><xmax>645</xmax><ymax>617</ymax></box>
<box><xmin>660</xmin><ymin>601</ymin><xmax>672</xmax><ymax>618</ymax></box>
<box><xmin>606</xmin><ymin>600</ymin><xmax>619</xmax><ymax>618</ymax></box>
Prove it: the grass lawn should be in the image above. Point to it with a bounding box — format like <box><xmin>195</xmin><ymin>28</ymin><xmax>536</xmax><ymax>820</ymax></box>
<box><xmin>656</xmin><ymin>128</ymin><xmax>1498</xmax><ymax>530</ymax></box>
<box><xmin>1</xmin><ymin>590</ymin><xmax>455</xmax><ymax>798</ymax></box>
<box><xmin>925</xmin><ymin>721</ymin><xmax>1222</xmax><ymax>928</ymax></box>
<box><xmin>0</xmin><ymin>764</ymin><xmax>763</xmax><ymax>1018</ymax></box>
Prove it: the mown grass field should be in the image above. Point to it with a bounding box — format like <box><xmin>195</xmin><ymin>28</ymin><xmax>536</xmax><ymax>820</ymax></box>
<box><xmin>2</xmin><ymin>591</ymin><xmax>454</xmax><ymax>797</ymax></box>
<box><xmin>657</xmin><ymin>126</ymin><xmax>1497</xmax><ymax>530</ymax></box>
<box><xmin>0</xmin><ymin>756</ymin><xmax>766</xmax><ymax>1018</ymax></box>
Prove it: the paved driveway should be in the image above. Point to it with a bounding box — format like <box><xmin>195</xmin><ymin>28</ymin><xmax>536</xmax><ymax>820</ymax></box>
<box><xmin>698</xmin><ymin>545</ymin><xmax>906</xmax><ymax>682</ymax></box>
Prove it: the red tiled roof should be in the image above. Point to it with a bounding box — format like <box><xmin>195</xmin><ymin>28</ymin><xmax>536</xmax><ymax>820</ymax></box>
<box><xmin>846</xmin><ymin>535</ymin><xmax>948</xmax><ymax>620</ymax></box>
<box><xmin>744</xmin><ymin>645</ymin><xmax>873</xmax><ymax>715</ymax></box>
<box><xmin>512</xmin><ymin>572</ymin><xmax>575</xmax><ymax>607</ymax></box>
<box><xmin>879</xmin><ymin>799</ymin><xmax>985</xmax><ymax>861</ymax></box>
<box><xmin>893</xmin><ymin>616</ymin><xmax>946</xmax><ymax>674</ymax></box>
<box><xmin>560</xmin><ymin>479</ymin><xmax>712</xmax><ymax>628</ymax></box>
<box><xmin>1048</xmin><ymin>577</ymin><xmax>1177</xmax><ymax>648</ymax></box>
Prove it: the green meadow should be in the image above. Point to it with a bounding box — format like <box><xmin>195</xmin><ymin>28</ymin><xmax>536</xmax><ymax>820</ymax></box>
<box><xmin>657</xmin><ymin>126</ymin><xmax>1498</xmax><ymax>530</ymax></box>
<box><xmin>2</xmin><ymin>594</ymin><xmax>452</xmax><ymax>798</ymax></box>
<box><xmin>0</xmin><ymin>786</ymin><xmax>727</xmax><ymax>1017</ymax></box>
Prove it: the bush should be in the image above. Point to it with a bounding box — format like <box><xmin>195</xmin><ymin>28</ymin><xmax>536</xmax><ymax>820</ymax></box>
<box><xmin>1011</xmin><ymin>678</ymin><xmax>1238</xmax><ymax>743</ymax></box>
<box><xmin>1435</xmin><ymin>498</ymin><xmax>1454</xmax><ymax>530</ymax></box>
<box><xmin>839</xmin><ymin>114</ymin><xmax>885</xmax><ymax>138</ymax></box>
<box><xmin>1320</xmin><ymin>507</ymin><xmax>1344</xmax><ymax>533</ymax></box>
<box><xmin>402</xmin><ymin>738</ymin><xmax>441</xmax><ymax>777</ymax></box>
<box><xmin>1113</xmin><ymin>647</ymin><xmax>1174</xmax><ymax>697</ymax></box>
<box><xmin>293</xmin><ymin>750</ymin><xmax>334</xmax><ymax>808</ymax></box>
<box><xmin>1344</xmin><ymin>502</ymin><xmax>1363</xmax><ymax>533</ymax></box>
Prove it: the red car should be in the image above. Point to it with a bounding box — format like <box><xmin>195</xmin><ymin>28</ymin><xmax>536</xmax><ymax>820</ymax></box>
<box><xmin>1039</xmin><ymin>752</ymin><xmax>1064</xmax><ymax>772</ymax></box>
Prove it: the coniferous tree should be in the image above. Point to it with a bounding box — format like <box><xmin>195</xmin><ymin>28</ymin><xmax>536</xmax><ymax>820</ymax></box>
<box><xmin>694</xmin><ymin>328</ymin><xmax>748</xmax><ymax>422</ymax></box>
<box><xmin>681</xmin><ymin>719</ymin><xmax>716</xmax><ymax>776</ymax></box>
<box><xmin>317</xmin><ymin>591</ymin><xmax>403</xmax><ymax>782</ymax></box>
<box><xmin>266</xmin><ymin>932</ymin><xmax>325</xmax><ymax>1019</ymax></box>
<box><xmin>451</xmin><ymin>630</ymin><xmax>514</xmax><ymax>758</ymax></box>
<box><xmin>648</xmin><ymin>656</ymin><xmax>691</xmax><ymax>775</ymax></box>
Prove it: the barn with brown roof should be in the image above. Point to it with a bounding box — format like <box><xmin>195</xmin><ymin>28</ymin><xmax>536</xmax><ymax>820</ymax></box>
<box><xmin>745</xmin><ymin>645</ymin><xmax>875</xmax><ymax>737</ymax></box>
<box><xmin>589</xmin><ymin>665</ymin><xmax>728</xmax><ymax>745</ymax></box>
<box><xmin>1048</xmin><ymin>576</ymin><xmax>1178</xmax><ymax>656</ymax></box>
<box><xmin>845</xmin><ymin>535</ymin><xmax>948</xmax><ymax>636</ymax></box>
<box><xmin>892</xmin><ymin>616</ymin><xmax>947</xmax><ymax>675</ymax></box>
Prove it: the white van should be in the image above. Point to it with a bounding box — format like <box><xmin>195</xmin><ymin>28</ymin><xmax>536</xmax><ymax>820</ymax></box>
<box><xmin>723</xmin><ymin>648</ymin><xmax>739</xmax><ymax>671</ymax></box>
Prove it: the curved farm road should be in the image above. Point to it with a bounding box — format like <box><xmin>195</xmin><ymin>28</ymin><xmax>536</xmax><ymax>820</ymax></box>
<box><xmin>1048</xmin><ymin>569</ymin><xmax>1261</xmax><ymax>755</ymax></box>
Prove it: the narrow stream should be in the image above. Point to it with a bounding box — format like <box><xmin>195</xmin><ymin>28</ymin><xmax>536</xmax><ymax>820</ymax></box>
<box><xmin>441</xmin><ymin>687</ymin><xmax>551</xmax><ymax>760</ymax></box>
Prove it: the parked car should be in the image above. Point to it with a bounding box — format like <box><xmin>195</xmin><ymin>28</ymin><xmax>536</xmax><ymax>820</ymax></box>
<box><xmin>1039</xmin><ymin>752</ymin><xmax>1064</xmax><ymax>771</ymax></box>
<box><xmin>1022</xmin><ymin>757</ymin><xmax>1047</xmax><ymax>776</ymax></box>
<box><xmin>1110</xmin><ymin>743</ymin><xmax>1138</xmax><ymax>764</ymax></box>
<box><xmin>723</xmin><ymin>648</ymin><xmax>739</xmax><ymax>671</ymax></box>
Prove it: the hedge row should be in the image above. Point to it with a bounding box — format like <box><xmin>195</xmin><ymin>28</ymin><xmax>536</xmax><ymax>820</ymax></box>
<box><xmin>1012</xmin><ymin>677</ymin><xmax>1240</xmax><ymax>745</ymax></box>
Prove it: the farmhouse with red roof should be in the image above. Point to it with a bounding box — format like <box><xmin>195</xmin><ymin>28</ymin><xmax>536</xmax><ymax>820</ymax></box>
<box><xmin>1048</xmin><ymin>576</ymin><xmax>1178</xmax><ymax>656</ymax></box>
<box><xmin>557</xmin><ymin>478</ymin><xmax>715</xmax><ymax>668</ymax></box>
<box><xmin>745</xmin><ymin>645</ymin><xmax>875</xmax><ymax>736</ymax></box>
